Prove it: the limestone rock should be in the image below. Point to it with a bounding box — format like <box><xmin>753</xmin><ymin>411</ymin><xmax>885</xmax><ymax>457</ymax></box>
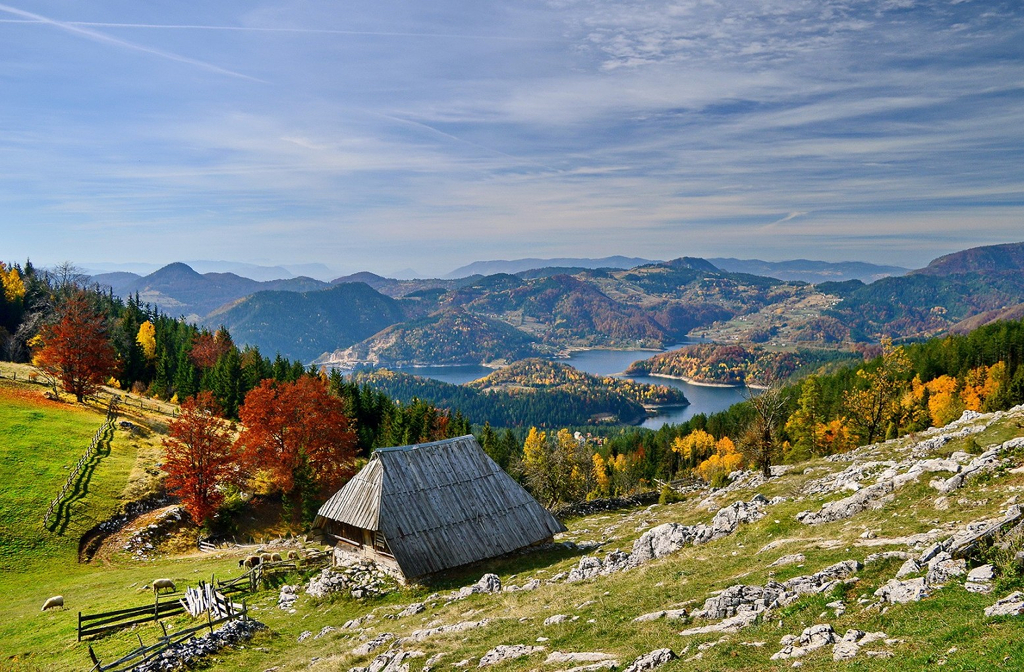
<box><xmin>965</xmin><ymin>564</ymin><xmax>996</xmax><ymax>593</ymax></box>
<box><xmin>926</xmin><ymin>555</ymin><xmax>966</xmax><ymax>586</ymax></box>
<box><xmin>770</xmin><ymin>624</ymin><xmax>837</xmax><ymax>660</ymax></box>
<box><xmin>621</xmin><ymin>648</ymin><xmax>677</xmax><ymax>672</ymax></box>
<box><xmin>768</xmin><ymin>553</ymin><xmax>805</xmax><ymax>568</ymax></box>
<box><xmin>545</xmin><ymin>651</ymin><xmax>616</xmax><ymax>665</ymax></box>
<box><xmin>478</xmin><ymin>645</ymin><xmax>545</xmax><ymax>667</ymax></box>
<box><xmin>633</xmin><ymin>608</ymin><xmax>687</xmax><ymax>622</ymax></box>
<box><xmin>984</xmin><ymin>592</ymin><xmax>1024</xmax><ymax>618</ymax></box>
<box><xmin>875</xmin><ymin>578</ymin><xmax>928</xmax><ymax>604</ymax></box>
<box><xmin>895</xmin><ymin>559</ymin><xmax>921</xmax><ymax>579</ymax></box>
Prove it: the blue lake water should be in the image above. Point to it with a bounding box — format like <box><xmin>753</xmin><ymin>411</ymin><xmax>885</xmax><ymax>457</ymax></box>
<box><xmin>391</xmin><ymin>345</ymin><xmax>748</xmax><ymax>430</ymax></box>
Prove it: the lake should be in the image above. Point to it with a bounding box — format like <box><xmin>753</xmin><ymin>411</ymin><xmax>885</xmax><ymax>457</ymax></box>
<box><xmin>390</xmin><ymin>345</ymin><xmax>749</xmax><ymax>430</ymax></box>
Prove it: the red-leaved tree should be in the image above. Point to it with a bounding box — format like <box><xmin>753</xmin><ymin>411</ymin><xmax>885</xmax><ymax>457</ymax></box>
<box><xmin>33</xmin><ymin>292</ymin><xmax>117</xmax><ymax>402</ymax></box>
<box><xmin>236</xmin><ymin>376</ymin><xmax>357</xmax><ymax>521</ymax></box>
<box><xmin>163</xmin><ymin>391</ymin><xmax>239</xmax><ymax>526</ymax></box>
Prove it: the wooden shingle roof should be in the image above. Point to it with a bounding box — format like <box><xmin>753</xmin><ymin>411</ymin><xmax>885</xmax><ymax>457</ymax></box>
<box><xmin>313</xmin><ymin>435</ymin><xmax>566</xmax><ymax>579</ymax></box>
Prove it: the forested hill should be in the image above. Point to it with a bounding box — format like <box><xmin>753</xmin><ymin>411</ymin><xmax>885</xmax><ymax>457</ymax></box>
<box><xmin>466</xmin><ymin>358</ymin><xmax>687</xmax><ymax>407</ymax></box>
<box><xmin>911</xmin><ymin>241</ymin><xmax>1024</xmax><ymax>276</ymax></box>
<box><xmin>625</xmin><ymin>343</ymin><xmax>856</xmax><ymax>387</ymax></box>
<box><xmin>320</xmin><ymin>307</ymin><xmax>541</xmax><ymax>367</ymax></box>
<box><xmin>205</xmin><ymin>282</ymin><xmax>408</xmax><ymax>362</ymax></box>
<box><xmin>350</xmin><ymin>365</ymin><xmax>659</xmax><ymax>428</ymax></box>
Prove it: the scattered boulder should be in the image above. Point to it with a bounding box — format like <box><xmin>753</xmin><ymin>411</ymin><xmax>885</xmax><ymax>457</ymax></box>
<box><xmin>768</xmin><ymin>553</ymin><xmax>805</xmax><ymax>568</ymax></box>
<box><xmin>965</xmin><ymin>565</ymin><xmax>996</xmax><ymax>594</ymax></box>
<box><xmin>543</xmin><ymin>614</ymin><xmax>573</xmax><ymax>626</ymax></box>
<box><xmin>396</xmin><ymin>602</ymin><xmax>425</xmax><ymax>618</ymax></box>
<box><xmin>770</xmin><ymin>624</ymin><xmax>837</xmax><ymax>660</ymax></box>
<box><xmin>925</xmin><ymin>554</ymin><xmax>966</xmax><ymax>586</ymax></box>
<box><xmin>633</xmin><ymin>608</ymin><xmax>687</xmax><ymax>622</ymax></box>
<box><xmin>832</xmin><ymin>629</ymin><xmax>889</xmax><ymax>661</ymax></box>
<box><xmin>621</xmin><ymin>648</ymin><xmax>677</xmax><ymax>672</ymax></box>
<box><xmin>984</xmin><ymin>592</ymin><xmax>1024</xmax><ymax>618</ymax></box>
<box><xmin>453</xmin><ymin>574</ymin><xmax>502</xmax><ymax>600</ymax></box>
<box><xmin>875</xmin><ymin>578</ymin><xmax>928</xmax><ymax>604</ymax></box>
<box><xmin>545</xmin><ymin>651</ymin><xmax>616</xmax><ymax>665</ymax></box>
<box><xmin>477</xmin><ymin>645</ymin><xmax>545</xmax><ymax>667</ymax></box>
<box><xmin>352</xmin><ymin>633</ymin><xmax>395</xmax><ymax>657</ymax></box>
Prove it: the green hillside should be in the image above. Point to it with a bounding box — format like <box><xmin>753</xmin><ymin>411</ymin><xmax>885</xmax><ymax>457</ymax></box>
<box><xmin>206</xmin><ymin>282</ymin><xmax>408</xmax><ymax>362</ymax></box>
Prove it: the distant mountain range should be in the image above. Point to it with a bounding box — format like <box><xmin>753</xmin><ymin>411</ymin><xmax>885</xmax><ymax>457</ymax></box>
<box><xmin>708</xmin><ymin>258</ymin><xmax>909</xmax><ymax>283</ymax></box>
<box><xmin>446</xmin><ymin>256</ymin><xmax>657</xmax><ymax>278</ymax></box>
<box><xmin>90</xmin><ymin>262</ymin><xmax>328</xmax><ymax>319</ymax></box>
<box><xmin>86</xmin><ymin>241</ymin><xmax>1024</xmax><ymax>365</ymax></box>
<box><xmin>84</xmin><ymin>260</ymin><xmax>340</xmax><ymax>282</ymax></box>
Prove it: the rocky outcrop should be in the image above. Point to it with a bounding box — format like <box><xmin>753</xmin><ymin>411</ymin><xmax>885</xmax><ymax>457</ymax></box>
<box><xmin>985</xmin><ymin>592</ymin><xmax>1024</xmax><ymax>617</ymax></box>
<box><xmin>621</xmin><ymin>648</ymin><xmax>677</xmax><ymax>672</ymax></box>
<box><xmin>875</xmin><ymin>578</ymin><xmax>928</xmax><ymax>604</ymax></box>
<box><xmin>964</xmin><ymin>565</ymin><xmax>995</xmax><ymax>593</ymax></box>
<box><xmin>477</xmin><ymin>645</ymin><xmax>545</xmax><ymax>667</ymax></box>
<box><xmin>831</xmin><ymin>629</ymin><xmax>889</xmax><ymax>661</ymax></box>
<box><xmin>770</xmin><ymin>624</ymin><xmax>837</xmax><ymax>660</ymax></box>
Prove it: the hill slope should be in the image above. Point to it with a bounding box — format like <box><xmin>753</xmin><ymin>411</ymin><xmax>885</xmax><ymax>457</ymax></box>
<box><xmin>206</xmin><ymin>282</ymin><xmax>408</xmax><ymax>362</ymax></box>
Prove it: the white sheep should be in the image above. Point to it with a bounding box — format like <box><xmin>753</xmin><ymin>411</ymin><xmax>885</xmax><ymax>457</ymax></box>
<box><xmin>259</xmin><ymin>552</ymin><xmax>272</xmax><ymax>562</ymax></box>
<box><xmin>287</xmin><ymin>550</ymin><xmax>300</xmax><ymax>560</ymax></box>
<box><xmin>270</xmin><ymin>552</ymin><xmax>282</xmax><ymax>562</ymax></box>
<box><xmin>41</xmin><ymin>595</ymin><xmax>64</xmax><ymax>611</ymax></box>
<box><xmin>151</xmin><ymin>578</ymin><xmax>176</xmax><ymax>594</ymax></box>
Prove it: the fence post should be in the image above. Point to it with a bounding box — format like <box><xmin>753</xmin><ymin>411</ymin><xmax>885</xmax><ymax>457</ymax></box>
<box><xmin>78</xmin><ymin>611</ymin><xmax>83</xmax><ymax>642</ymax></box>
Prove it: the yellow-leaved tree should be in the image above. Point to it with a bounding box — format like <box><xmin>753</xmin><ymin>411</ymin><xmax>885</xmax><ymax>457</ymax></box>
<box><xmin>137</xmin><ymin>320</ymin><xmax>157</xmax><ymax>361</ymax></box>
<box><xmin>695</xmin><ymin>436</ymin><xmax>744</xmax><ymax>487</ymax></box>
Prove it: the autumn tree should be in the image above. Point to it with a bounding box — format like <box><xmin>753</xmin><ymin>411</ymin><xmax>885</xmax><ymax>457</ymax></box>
<box><xmin>695</xmin><ymin>436</ymin><xmax>744</xmax><ymax>487</ymax></box>
<box><xmin>136</xmin><ymin>320</ymin><xmax>157</xmax><ymax>361</ymax></box>
<box><xmin>163</xmin><ymin>392</ymin><xmax>238</xmax><ymax>526</ymax></box>
<box><xmin>844</xmin><ymin>339</ymin><xmax>911</xmax><ymax>444</ymax></box>
<box><xmin>740</xmin><ymin>383</ymin><xmax>787</xmax><ymax>477</ymax></box>
<box><xmin>33</xmin><ymin>292</ymin><xmax>116</xmax><ymax>401</ymax></box>
<box><xmin>236</xmin><ymin>377</ymin><xmax>357</xmax><ymax>522</ymax></box>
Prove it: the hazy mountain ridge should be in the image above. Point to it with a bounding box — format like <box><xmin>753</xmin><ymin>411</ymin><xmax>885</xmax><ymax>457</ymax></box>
<box><xmin>446</xmin><ymin>256</ymin><xmax>657</xmax><ymax>278</ymax></box>
<box><xmin>91</xmin><ymin>262</ymin><xmax>328</xmax><ymax>318</ymax></box>
<box><xmin>709</xmin><ymin>257</ymin><xmax>909</xmax><ymax>283</ymax></box>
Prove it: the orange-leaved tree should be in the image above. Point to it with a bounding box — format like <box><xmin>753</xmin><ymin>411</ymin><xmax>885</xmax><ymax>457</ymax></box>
<box><xmin>235</xmin><ymin>376</ymin><xmax>357</xmax><ymax>522</ymax></box>
<box><xmin>163</xmin><ymin>391</ymin><xmax>239</xmax><ymax>526</ymax></box>
<box><xmin>33</xmin><ymin>292</ymin><xmax>116</xmax><ymax>402</ymax></box>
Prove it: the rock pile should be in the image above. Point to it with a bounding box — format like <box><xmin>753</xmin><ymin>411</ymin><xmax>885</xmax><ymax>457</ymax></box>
<box><xmin>770</xmin><ymin>624</ymin><xmax>837</xmax><ymax>660</ymax></box>
<box><xmin>306</xmin><ymin>563</ymin><xmax>396</xmax><ymax>599</ymax></box>
<box><xmin>278</xmin><ymin>584</ymin><xmax>299</xmax><ymax>610</ymax></box>
<box><xmin>122</xmin><ymin>507</ymin><xmax>186</xmax><ymax>560</ymax></box>
<box><xmin>132</xmin><ymin>618</ymin><xmax>265</xmax><ymax>672</ymax></box>
<box><xmin>680</xmin><ymin>560</ymin><xmax>861</xmax><ymax>634</ymax></box>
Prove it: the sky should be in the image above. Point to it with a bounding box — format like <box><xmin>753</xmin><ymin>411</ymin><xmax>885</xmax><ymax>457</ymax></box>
<box><xmin>1</xmin><ymin>0</ymin><xmax>1023</xmax><ymax>278</ymax></box>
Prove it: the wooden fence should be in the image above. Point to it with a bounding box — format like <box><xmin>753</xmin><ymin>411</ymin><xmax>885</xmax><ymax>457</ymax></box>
<box><xmin>43</xmin><ymin>396</ymin><xmax>120</xmax><ymax>529</ymax></box>
<box><xmin>86</xmin><ymin>602</ymin><xmax>248</xmax><ymax>672</ymax></box>
<box><xmin>78</xmin><ymin>591</ymin><xmax>186</xmax><ymax>641</ymax></box>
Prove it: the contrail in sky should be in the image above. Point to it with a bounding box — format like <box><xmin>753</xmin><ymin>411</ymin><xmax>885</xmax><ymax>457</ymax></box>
<box><xmin>0</xmin><ymin>5</ymin><xmax>265</xmax><ymax>82</ymax></box>
<box><xmin>0</xmin><ymin>18</ymin><xmax>559</xmax><ymax>42</ymax></box>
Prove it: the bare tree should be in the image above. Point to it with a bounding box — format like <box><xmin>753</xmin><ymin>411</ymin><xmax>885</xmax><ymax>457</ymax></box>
<box><xmin>47</xmin><ymin>261</ymin><xmax>86</xmax><ymax>298</ymax></box>
<box><xmin>739</xmin><ymin>382</ymin><xmax>788</xmax><ymax>477</ymax></box>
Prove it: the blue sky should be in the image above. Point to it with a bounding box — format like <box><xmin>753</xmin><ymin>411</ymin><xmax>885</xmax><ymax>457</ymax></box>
<box><xmin>1</xmin><ymin>0</ymin><xmax>1022</xmax><ymax>277</ymax></box>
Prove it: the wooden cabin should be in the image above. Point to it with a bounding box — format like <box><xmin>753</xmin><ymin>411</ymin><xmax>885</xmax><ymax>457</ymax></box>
<box><xmin>312</xmin><ymin>435</ymin><xmax>566</xmax><ymax>581</ymax></box>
